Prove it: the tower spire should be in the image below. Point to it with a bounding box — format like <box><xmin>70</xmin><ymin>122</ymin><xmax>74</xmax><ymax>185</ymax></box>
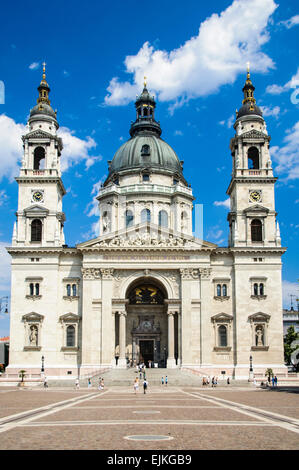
<box><xmin>242</xmin><ymin>63</ymin><xmax>256</xmax><ymax>110</ymax></box>
<box><xmin>37</xmin><ymin>61</ymin><xmax>50</xmax><ymax>106</ymax></box>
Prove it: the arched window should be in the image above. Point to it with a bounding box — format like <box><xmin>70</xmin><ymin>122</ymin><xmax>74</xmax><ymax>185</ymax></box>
<box><xmin>31</xmin><ymin>219</ymin><xmax>42</xmax><ymax>242</ymax></box>
<box><xmin>125</xmin><ymin>210</ymin><xmax>134</xmax><ymax>228</ymax></box>
<box><xmin>141</xmin><ymin>208</ymin><xmax>151</xmax><ymax>223</ymax></box>
<box><xmin>248</xmin><ymin>146</ymin><xmax>259</xmax><ymax>169</ymax></box>
<box><xmin>259</xmin><ymin>283</ymin><xmax>264</xmax><ymax>296</ymax></box>
<box><xmin>222</xmin><ymin>284</ymin><xmax>227</xmax><ymax>297</ymax></box>
<box><xmin>72</xmin><ymin>284</ymin><xmax>77</xmax><ymax>297</ymax></box>
<box><xmin>254</xmin><ymin>283</ymin><xmax>258</xmax><ymax>296</ymax></box>
<box><xmin>158</xmin><ymin>210</ymin><xmax>168</xmax><ymax>228</ymax></box>
<box><xmin>251</xmin><ymin>219</ymin><xmax>262</xmax><ymax>242</ymax></box>
<box><xmin>66</xmin><ymin>325</ymin><xmax>75</xmax><ymax>347</ymax></box>
<box><xmin>35</xmin><ymin>283</ymin><xmax>40</xmax><ymax>296</ymax></box>
<box><xmin>142</xmin><ymin>173</ymin><xmax>150</xmax><ymax>182</ymax></box>
<box><xmin>217</xmin><ymin>284</ymin><xmax>222</xmax><ymax>297</ymax></box>
<box><xmin>33</xmin><ymin>147</ymin><xmax>45</xmax><ymax>170</ymax></box>
<box><xmin>218</xmin><ymin>325</ymin><xmax>227</xmax><ymax>347</ymax></box>
<box><xmin>66</xmin><ymin>284</ymin><xmax>71</xmax><ymax>296</ymax></box>
<box><xmin>141</xmin><ymin>144</ymin><xmax>150</xmax><ymax>156</ymax></box>
<box><xmin>30</xmin><ymin>283</ymin><xmax>34</xmax><ymax>296</ymax></box>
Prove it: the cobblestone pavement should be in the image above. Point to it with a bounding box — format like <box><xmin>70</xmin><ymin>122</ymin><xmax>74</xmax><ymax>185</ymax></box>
<box><xmin>0</xmin><ymin>385</ymin><xmax>298</xmax><ymax>450</ymax></box>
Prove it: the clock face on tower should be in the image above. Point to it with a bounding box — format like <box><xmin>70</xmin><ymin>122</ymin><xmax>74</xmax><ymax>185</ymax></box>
<box><xmin>249</xmin><ymin>190</ymin><xmax>261</xmax><ymax>203</ymax></box>
<box><xmin>32</xmin><ymin>191</ymin><xmax>44</xmax><ymax>203</ymax></box>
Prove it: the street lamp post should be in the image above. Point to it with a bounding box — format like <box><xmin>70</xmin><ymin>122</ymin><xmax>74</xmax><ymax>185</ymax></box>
<box><xmin>249</xmin><ymin>354</ymin><xmax>254</xmax><ymax>381</ymax></box>
<box><xmin>41</xmin><ymin>355</ymin><xmax>45</xmax><ymax>377</ymax></box>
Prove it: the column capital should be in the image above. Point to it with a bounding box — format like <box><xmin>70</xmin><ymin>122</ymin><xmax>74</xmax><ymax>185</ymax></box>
<box><xmin>82</xmin><ymin>267</ymin><xmax>101</xmax><ymax>280</ymax></box>
<box><xmin>100</xmin><ymin>268</ymin><xmax>114</xmax><ymax>279</ymax></box>
<box><xmin>180</xmin><ymin>268</ymin><xmax>199</xmax><ymax>280</ymax></box>
<box><xmin>199</xmin><ymin>267</ymin><xmax>212</xmax><ymax>279</ymax></box>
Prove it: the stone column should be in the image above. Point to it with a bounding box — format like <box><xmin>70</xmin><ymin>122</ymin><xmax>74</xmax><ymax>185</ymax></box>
<box><xmin>199</xmin><ymin>267</ymin><xmax>212</xmax><ymax>367</ymax></box>
<box><xmin>81</xmin><ymin>268</ymin><xmax>101</xmax><ymax>370</ymax></box>
<box><xmin>177</xmin><ymin>311</ymin><xmax>181</xmax><ymax>366</ymax></box>
<box><xmin>167</xmin><ymin>311</ymin><xmax>176</xmax><ymax>368</ymax></box>
<box><xmin>100</xmin><ymin>268</ymin><xmax>114</xmax><ymax>366</ymax></box>
<box><xmin>118</xmin><ymin>311</ymin><xmax>127</xmax><ymax>368</ymax></box>
<box><xmin>180</xmin><ymin>268</ymin><xmax>197</xmax><ymax>366</ymax></box>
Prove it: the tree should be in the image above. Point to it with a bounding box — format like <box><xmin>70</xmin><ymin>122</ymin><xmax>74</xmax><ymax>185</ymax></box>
<box><xmin>284</xmin><ymin>326</ymin><xmax>299</xmax><ymax>371</ymax></box>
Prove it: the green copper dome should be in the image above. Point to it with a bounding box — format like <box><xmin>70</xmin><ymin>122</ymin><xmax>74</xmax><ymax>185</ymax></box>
<box><xmin>105</xmin><ymin>84</ymin><xmax>184</xmax><ymax>184</ymax></box>
<box><xmin>108</xmin><ymin>134</ymin><xmax>183</xmax><ymax>175</ymax></box>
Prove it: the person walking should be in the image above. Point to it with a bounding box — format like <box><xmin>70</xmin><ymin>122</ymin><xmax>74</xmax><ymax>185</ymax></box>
<box><xmin>165</xmin><ymin>375</ymin><xmax>168</xmax><ymax>387</ymax></box>
<box><xmin>88</xmin><ymin>378</ymin><xmax>92</xmax><ymax>389</ymax></box>
<box><xmin>134</xmin><ymin>377</ymin><xmax>139</xmax><ymax>394</ymax></box>
<box><xmin>98</xmin><ymin>377</ymin><xmax>102</xmax><ymax>390</ymax></box>
<box><xmin>272</xmin><ymin>376</ymin><xmax>275</xmax><ymax>387</ymax></box>
<box><xmin>75</xmin><ymin>378</ymin><xmax>80</xmax><ymax>390</ymax></box>
<box><xmin>43</xmin><ymin>376</ymin><xmax>48</xmax><ymax>389</ymax></box>
<box><xmin>227</xmin><ymin>377</ymin><xmax>230</xmax><ymax>385</ymax></box>
<box><xmin>161</xmin><ymin>376</ymin><xmax>164</xmax><ymax>386</ymax></box>
<box><xmin>274</xmin><ymin>376</ymin><xmax>278</xmax><ymax>387</ymax></box>
<box><xmin>143</xmin><ymin>378</ymin><xmax>148</xmax><ymax>394</ymax></box>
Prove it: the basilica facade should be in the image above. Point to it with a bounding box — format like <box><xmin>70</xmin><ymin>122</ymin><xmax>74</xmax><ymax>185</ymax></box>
<box><xmin>6</xmin><ymin>66</ymin><xmax>287</xmax><ymax>380</ymax></box>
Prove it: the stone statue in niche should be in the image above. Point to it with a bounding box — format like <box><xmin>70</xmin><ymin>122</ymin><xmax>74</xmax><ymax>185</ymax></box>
<box><xmin>255</xmin><ymin>326</ymin><xmax>264</xmax><ymax>346</ymax></box>
<box><xmin>29</xmin><ymin>325</ymin><xmax>38</xmax><ymax>346</ymax></box>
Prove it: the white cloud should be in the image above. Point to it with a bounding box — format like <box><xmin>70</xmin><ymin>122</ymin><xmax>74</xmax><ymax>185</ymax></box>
<box><xmin>0</xmin><ymin>190</ymin><xmax>8</xmax><ymax>206</ymax></box>
<box><xmin>58</xmin><ymin>127</ymin><xmax>102</xmax><ymax>172</ymax></box>
<box><xmin>214</xmin><ymin>198</ymin><xmax>231</xmax><ymax>209</ymax></box>
<box><xmin>174</xmin><ymin>130</ymin><xmax>183</xmax><ymax>136</ymax></box>
<box><xmin>0</xmin><ymin>116</ymin><xmax>102</xmax><ymax>179</ymax></box>
<box><xmin>279</xmin><ymin>15</ymin><xmax>299</xmax><ymax>29</ymax></box>
<box><xmin>0</xmin><ymin>242</ymin><xmax>11</xmax><ymax>294</ymax></box>
<box><xmin>260</xmin><ymin>105</ymin><xmax>280</xmax><ymax>118</ymax></box>
<box><xmin>105</xmin><ymin>0</ymin><xmax>277</xmax><ymax>107</ymax></box>
<box><xmin>266</xmin><ymin>67</ymin><xmax>299</xmax><ymax>95</ymax></box>
<box><xmin>219</xmin><ymin>114</ymin><xmax>235</xmax><ymax>128</ymax></box>
<box><xmin>29</xmin><ymin>62</ymin><xmax>40</xmax><ymax>70</ymax></box>
<box><xmin>271</xmin><ymin>121</ymin><xmax>299</xmax><ymax>181</ymax></box>
<box><xmin>0</xmin><ymin>114</ymin><xmax>25</xmax><ymax>181</ymax></box>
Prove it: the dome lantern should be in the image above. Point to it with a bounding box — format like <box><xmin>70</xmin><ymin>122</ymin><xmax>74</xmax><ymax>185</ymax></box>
<box><xmin>129</xmin><ymin>78</ymin><xmax>162</xmax><ymax>138</ymax></box>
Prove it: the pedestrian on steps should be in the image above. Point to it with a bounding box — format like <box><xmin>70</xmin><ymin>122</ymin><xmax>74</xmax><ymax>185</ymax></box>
<box><xmin>161</xmin><ymin>376</ymin><xmax>164</xmax><ymax>386</ymax></box>
<box><xmin>134</xmin><ymin>377</ymin><xmax>139</xmax><ymax>394</ymax></box>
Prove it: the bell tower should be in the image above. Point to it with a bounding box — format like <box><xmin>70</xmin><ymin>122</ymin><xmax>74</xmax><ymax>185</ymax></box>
<box><xmin>227</xmin><ymin>65</ymin><xmax>281</xmax><ymax>248</ymax></box>
<box><xmin>13</xmin><ymin>64</ymin><xmax>66</xmax><ymax>247</ymax></box>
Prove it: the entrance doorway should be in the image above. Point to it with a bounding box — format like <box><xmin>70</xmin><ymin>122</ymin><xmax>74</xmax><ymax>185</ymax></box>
<box><xmin>139</xmin><ymin>340</ymin><xmax>154</xmax><ymax>367</ymax></box>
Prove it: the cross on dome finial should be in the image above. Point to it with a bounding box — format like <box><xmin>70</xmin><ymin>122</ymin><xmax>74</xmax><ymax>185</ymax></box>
<box><xmin>144</xmin><ymin>75</ymin><xmax>147</xmax><ymax>88</ymax></box>
<box><xmin>42</xmin><ymin>61</ymin><xmax>47</xmax><ymax>81</ymax></box>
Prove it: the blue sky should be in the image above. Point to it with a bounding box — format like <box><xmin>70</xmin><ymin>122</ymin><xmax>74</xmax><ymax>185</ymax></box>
<box><xmin>0</xmin><ymin>0</ymin><xmax>299</xmax><ymax>335</ymax></box>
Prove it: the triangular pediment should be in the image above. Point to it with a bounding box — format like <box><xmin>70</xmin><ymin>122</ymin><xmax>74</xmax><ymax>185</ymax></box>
<box><xmin>243</xmin><ymin>204</ymin><xmax>269</xmax><ymax>214</ymax></box>
<box><xmin>59</xmin><ymin>312</ymin><xmax>80</xmax><ymax>323</ymax></box>
<box><xmin>77</xmin><ymin>222</ymin><xmax>217</xmax><ymax>251</ymax></box>
<box><xmin>24</xmin><ymin>205</ymin><xmax>49</xmax><ymax>216</ymax></box>
<box><xmin>22</xmin><ymin>312</ymin><xmax>44</xmax><ymax>322</ymax></box>
<box><xmin>211</xmin><ymin>313</ymin><xmax>233</xmax><ymax>323</ymax></box>
<box><xmin>248</xmin><ymin>312</ymin><xmax>271</xmax><ymax>322</ymax></box>
<box><xmin>241</xmin><ymin>129</ymin><xmax>269</xmax><ymax>140</ymax></box>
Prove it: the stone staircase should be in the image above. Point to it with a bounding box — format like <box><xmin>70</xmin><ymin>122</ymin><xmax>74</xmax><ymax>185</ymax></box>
<box><xmin>78</xmin><ymin>368</ymin><xmax>252</xmax><ymax>388</ymax></box>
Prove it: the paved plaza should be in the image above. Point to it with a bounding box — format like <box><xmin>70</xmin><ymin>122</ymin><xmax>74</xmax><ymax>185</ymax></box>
<box><xmin>0</xmin><ymin>378</ymin><xmax>299</xmax><ymax>450</ymax></box>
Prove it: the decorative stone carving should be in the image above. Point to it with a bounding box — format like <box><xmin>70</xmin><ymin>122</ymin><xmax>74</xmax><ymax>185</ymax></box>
<box><xmin>93</xmin><ymin>233</ymin><xmax>190</xmax><ymax>248</ymax></box>
<box><xmin>100</xmin><ymin>268</ymin><xmax>114</xmax><ymax>279</ymax></box>
<box><xmin>180</xmin><ymin>268</ymin><xmax>199</xmax><ymax>279</ymax></box>
<box><xmin>82</xmin><ymin>268</ymin><xmax>101</xmax><ymax>280</ymax></box>
<box><xmin>199</xmin><ymin>268</ymin><xmax>212</xmax><ymax>279</ymax></box>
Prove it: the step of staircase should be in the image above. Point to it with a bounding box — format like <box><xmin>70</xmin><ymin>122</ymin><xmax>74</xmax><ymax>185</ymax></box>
<box><xmin>42</xmin><ymin>368</ymin><xmax>253</xmax><ymax>388</ymax></box>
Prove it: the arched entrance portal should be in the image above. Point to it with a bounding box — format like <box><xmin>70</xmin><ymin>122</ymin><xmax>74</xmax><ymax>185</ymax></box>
<box><xmin>114</xmin><ymin>277</ymin><xmax>179</xmax><ymax>368</ymax></box>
